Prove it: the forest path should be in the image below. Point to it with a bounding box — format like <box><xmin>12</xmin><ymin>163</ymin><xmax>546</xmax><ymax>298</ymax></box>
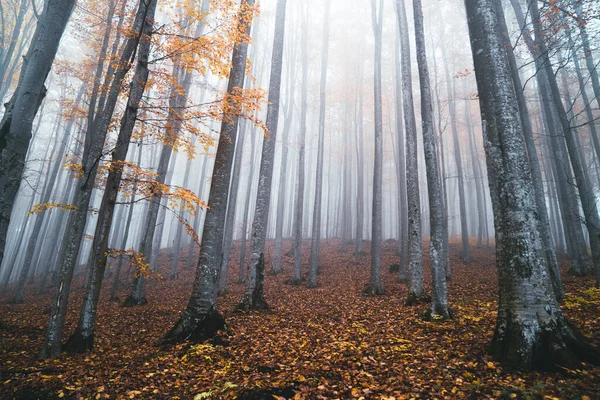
<box><xmin>1</xmin><ymin>239</ymin><xmax>598</xmax><ymax>399</ymax></box>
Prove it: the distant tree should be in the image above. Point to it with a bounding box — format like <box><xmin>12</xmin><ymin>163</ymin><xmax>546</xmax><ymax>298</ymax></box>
<box><xmin>307</xmin><ymin>0</ymin><xmax>332</xmax><ymax>289</ymax></box>
<box><xmin>291</xmin><ymin>5</ymin><xmax>309</xmax><ymax>285</ymax></box>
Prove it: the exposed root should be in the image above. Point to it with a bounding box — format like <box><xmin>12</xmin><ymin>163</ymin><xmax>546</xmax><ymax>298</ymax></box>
<box><xmin>62</xmin><ymin>328</ymin><xmax>94</xmax><ymax>353</ymax></box>
<box><xmin>160</xmin><ymin>308</ymin><xmax>226</xmax><ymax>346</ymax></box>
<box><xmin>490</xmin><ymin>311</ymin><xmax>600</xmax><ymax>371</ymax></box>
<box><xmin>423</xmin><ymin>306</ymin><xmax>453</xmax><ymax>322</ymax></box>
<box><xmin>405</xmin><ymin>292</ymin><xmax>430</xmax><ymax>306</ymax></box>
<box><xmin>122</xmin><ymin>295</ymin><xmax>148</xmax><ymax>307</ymax></box>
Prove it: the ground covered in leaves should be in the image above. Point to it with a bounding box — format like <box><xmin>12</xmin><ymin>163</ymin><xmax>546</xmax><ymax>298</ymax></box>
<box><xmin>1</xmin><ymin>239</ymin><xmax>599</xmax><ymax>399</ymax></box>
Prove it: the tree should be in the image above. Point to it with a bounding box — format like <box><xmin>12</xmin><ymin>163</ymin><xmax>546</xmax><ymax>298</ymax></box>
<box><xmin>62</xmin><ymin>0</ymin><xmax>158</xmax><ymax>353</ymax></box>
<box><xmin>307</xmin><ymin>0</ymin><xmax>332</xmax><ymax>289</ymax></box>
<box><xmin>413</xmin><ymin>0</ymin><xmax>450</xmax><ymax>319</ymax></box>
<box><xmin>395</xmin><ymin>0</ymin><xmax>427</xmax><ymax>304</ymax></box>
<box><xmin>367</xmin><ymin>0</ymin><xmax>384</xmax><ymax>296</ymax></box>
<box><xmin>239</xmin><ymin>0</ymin><xmax>288</xmax><ymax>310</ymax></box>
<box><xmin>290</xmin><ymin>5</ymin><xmax>309</xmax><ymax>285</ymax></box>
<box><xmin>39</xmin><ymin>0</ymin><xmax>158</xmax><ymax>359</ymax></box>
<box><xmin>464</xmin><ymin>0</ymin><xmax>600</xmax><ymax>370</ymax></box>
<box><xmin>161</xmin><ymin>0</ymin><xmax>257</xmax><ymax>344</ymax></box>
<box><xmin>0</xmin><ymin>0</ymin><xmax>76</xmax><ymax>278</ymax></box>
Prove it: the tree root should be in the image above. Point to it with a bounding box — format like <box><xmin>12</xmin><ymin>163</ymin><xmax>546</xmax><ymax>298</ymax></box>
<box><xmin>160</xmin><ymin>308</ymin><xmax>226</xmax><ymax>346</ymax></box>
<box><xmin>490</xmin><ymin>311</ymin><xmax>600</xmax><ymax>371</ymax></box>
<box><xmin>62</xmin><ymin>328</ymin><xmax>94</xmax><ymax>353</ymax></box>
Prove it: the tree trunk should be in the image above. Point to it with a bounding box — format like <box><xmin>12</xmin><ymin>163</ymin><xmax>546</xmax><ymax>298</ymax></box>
<box><xmin>367</xmin><ymin>0</ymin><xmax>384</xmax><ymax>296</ymax></box>
<box><xmin>465</xmin><ymin>0</ymin><xmax>600</xmax><ymax>370</ymax></box>
<box><xmin>291</xmin><ymin>7</ymin><xmax>309</xmax><ymax>285</ymax></box>
<box><xmin>161</xmin><ymin>0</ymin><xmax>255</xmax><ymax>345</ymax></box>
<box><xmin>307</xmin><ymin>0</ymin><xmax>332</xmax><ymax>289</ymax></box>
<box><xmin>39</xmin><ymin>0</ymin><xmax>155</xmax><ymax>359</ymax></box>
<box><xmin>442</xmin><ymin>49</ymin><xmax>470</xmax><ymax>263</ymax></box>
<box><xmin>0</xmin><ymin>0</ymin><xmax>75</xmax><ymax>272</ymax></box>
<box><xmin>395</xmin><ymin>0</ymin><xmax>426</xmax><ymax>304</ymax></box>
<box><xmin>62</xmin><ymin>0</ymin><xmax>156</xmax><ymax>353</ymax></box>
<box><xmin>413</xmin><ymin>0</ymin><xmax>450</xmax><ymax>319</ymax></box>
<box><xmin>239</xmin><ymin>0</ymin><xmax>287</xmax><ymax>310</ymax></box>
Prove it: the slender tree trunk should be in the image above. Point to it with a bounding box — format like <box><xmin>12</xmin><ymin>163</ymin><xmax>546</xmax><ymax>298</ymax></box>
<box><xmin>396</xmin><ymin>0</ymin><xmax>426</xmax><ymax>304</ymax></box>
<box><xmin>39</xmin><ymin>0</ymin><xmax>154</xmax><ymax>359</ymax></box>
<box><xmin>161</xmin><ymin>0</ymin><xmax>255</xmax><ymax>344</ymax></box>
<box><xmin>111</xmin><ymin>142</ymin><xmax>144</xmax><ymax>301</ymax></box>
<box><xmin>367</xmin><ymin>0</ymin><xmax>384</xmax><ymax>295</ymax></box>
<box><xmin>414</xmin><ymin>0</ymin><xmax>450</xmax><ymax>319</ymax></box>
<box><xmin>272</xmin><ymin>47</ymin><xmax>295</xmax><ymax>274</ymax></box>
<box><xmin>62</xmin><ymin>0</ymin><xmax>156</xmax><ymax>353</ymax></box>
<box><xmin>442</xmin><ymin>50</ymin><xmax>470</xmax><ymax>262</ymax></box>
<box><xmin>239</xmin><ymin>0</ymin><xmax>287</xmax><ymax>310</ymax></box>
<box><xmin>394</xmin><ymin>28</ymin><xmax>408</xmax><ymax>281</ymax></box>
<box><xmin>291</xmin><ymin>7</ymin><xmax>309</xmax><ymax>285</ymax></box>
<box><xmin>307</xmin><ymin>0</ymin><xmax>332</xmax><ymax>288</ymax></box>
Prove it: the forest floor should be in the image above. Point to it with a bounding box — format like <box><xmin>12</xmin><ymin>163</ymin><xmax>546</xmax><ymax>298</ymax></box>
<box><xmin>1</xmin><ymin>238</ymin><xmax>599</xmax><ymax>400</ymax></box>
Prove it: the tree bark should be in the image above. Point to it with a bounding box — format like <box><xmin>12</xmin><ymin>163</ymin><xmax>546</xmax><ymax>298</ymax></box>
<box><xmin>162</xmin><ymin>0</ymin><xmax>255</xmax><ymax>345</ymax></box>
<box><xmin>465</xmin><ymin>0</ymin><xmax>600</xmax><ymax>370</ymax></box>
<box><xmin>0</xmin><ymin>0</ymin><xmax>75</xmax><ymax>274</ymax></box>
<box><xmin>414</xmin><ymin>0</ymin><xmax>450</xmax><ymax>319</ymax></box>
<box><xmin>239</xmin><ymin>0</ymin><xmax>287</xmax><ymax>310</ymax></box>
<box><xmin>395</xmin><ymin>0</ymin><xmax>426</xmax><ymax>304</ymax></box>
<box><xmin>307</xmin><ymin>0</ymin><xmax>332</xmax><ymax>289</ymax></box>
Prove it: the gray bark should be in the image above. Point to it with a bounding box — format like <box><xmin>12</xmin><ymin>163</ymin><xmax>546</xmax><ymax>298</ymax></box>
<box><xmin>367</xmin><ymin>0</ymin><xmax>384</xmax><ymax>296</ymax></box>
<box><xmin>307</xmin><ymin>0</ymin><xmax>332</xmax><ymax>288</ymax></box>
<box><xmin>396</xmin><ymin>0</ymin><xmax>426</xmax><ymax>304</ymax></box>
<box><xmin>414</xmin><ymin>0</ymin><xmax>450</xmax><ymax>319</ymax></box>
<box><xmin>291</xmin><ymin>8</ymin><xmax>309</xmax><ymax>285</ymax></box>
<box><xmin>465</xmin><ymin>0</ymin><xmax>600</xmax><ymax>370</ymax></box>
<box><xmin>495</xmin><ymin>2</ymin><xmax>564</xmax><ymax>299</ymax></box>
<box><xmin>394</xmin><ymin>26</ymin><xmax>408</xmax><ymax>280</ymax></box>
<box><xmin>162</xmin><ymin>0</ymin><xmax>255</xmax><ymax>344</ymax></box>
<box><xmin>0</xmin><ymin>0</ymin><xmax>75</xmax><ymax>276</ymax></box>
<box><xmin>40</xmin><ymin>0</ymin><xmax>154</xmax><ymax>359</ymax></box>
<box><xmin>239</xmin><ymin>0</ymin><xmax>287</xmax><ymax>309</ymax></box>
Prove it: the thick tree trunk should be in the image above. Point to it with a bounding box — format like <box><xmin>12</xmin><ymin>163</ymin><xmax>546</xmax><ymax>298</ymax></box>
<box><xmin>395</xmin><ymin>0</ymin><xmax>426</xmax><ymax>304</ymax></box>
<box><xmin>161</xmin><ymin>0</ymin><xmax>255</xmax><ymax>345</ymax></box>
<box><xmin>413</xmin><ymin>0</ymin><xmax>450</xmax><ymax>319</ymax></box>
<box><xmin>307</xmin><ymin>0</ymin><xmax>332</xmax><ymax>289</ymax></box>
<box><xmin>494</xmin><ymin>2</ymin><xmax>563</xmax><ymax>300</ymax></box>
<box><xmin>465</xmin><ymin>0</ymin><xmax>600</xmax><ymax>371</ymax></box>
<box><xmin>239</xmin><ymin>0</ymin><xmax>287</xmax><ymax>310</ymax></box>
